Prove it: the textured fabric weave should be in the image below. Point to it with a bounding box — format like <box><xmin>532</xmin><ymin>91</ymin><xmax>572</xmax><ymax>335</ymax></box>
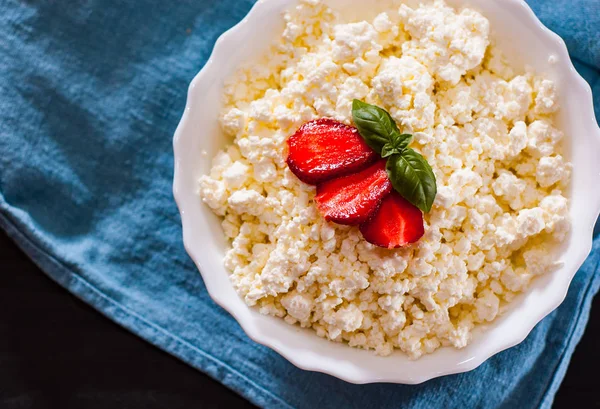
<box><xmin>0</xmin><ymin>0</ymin><xmax>599</xmax><ymax>408</ymax></box>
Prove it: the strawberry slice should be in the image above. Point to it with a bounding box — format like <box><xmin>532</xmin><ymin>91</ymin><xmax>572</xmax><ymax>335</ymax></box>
<box><xmin>360</xmin><ymin>192</ymin><xmax>424</xmax><ymax>248</ymax></box>
<box><xmin>287</xmin><ymin>118</ymin><xmax>377</xmax><ymax>184</ymax></box>
<box><xmin>315</xmin><ymin>160</ymin><xmax>392</xmax><ymax>225</ymax></box>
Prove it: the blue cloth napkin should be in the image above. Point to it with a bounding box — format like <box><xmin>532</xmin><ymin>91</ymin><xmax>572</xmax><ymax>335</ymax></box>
<box><xmin>0</xmin><ymin>0</ymin><xmax>599</xmax><ymax>408</ymax></box>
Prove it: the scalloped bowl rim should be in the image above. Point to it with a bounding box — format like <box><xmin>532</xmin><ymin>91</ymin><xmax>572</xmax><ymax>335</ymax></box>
<box><xmin>173</xmin><ymin>0</ymin><xmax>600</xmax><ymax>384</ymax></box>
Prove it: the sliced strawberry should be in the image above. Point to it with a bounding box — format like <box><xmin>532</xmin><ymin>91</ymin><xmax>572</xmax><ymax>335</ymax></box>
<box><xmin>287</xmin><ymin>118</ymin><xmax>377</xmax><ymax>184</ymax></box>
<box><xmin>360</xmin><ymin>192</ymin><xmax>424</xmax><ymax>248</ymax></box>
<box><xmin>315</xmin><ymin>160</ymin><xmax>392</xmax><ymax>225</ymax></box>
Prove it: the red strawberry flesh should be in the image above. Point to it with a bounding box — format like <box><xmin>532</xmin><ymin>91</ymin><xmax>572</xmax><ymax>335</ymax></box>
<box><xmin>359</xmin><ymin>191</ymin><xmax>424</xmax><ymax>248</ymax></box>
<box><xmin>315</xmin><ymin>160</ymin><xmax>392</xmax><ymax>225</ymax></box>
<box><xmin>287</xmin><ymin>118</ymin><xmax>377</xmax><ymax>184</ymax></box>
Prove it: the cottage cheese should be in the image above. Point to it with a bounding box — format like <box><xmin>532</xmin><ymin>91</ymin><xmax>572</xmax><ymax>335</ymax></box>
<box><xmin>199</xmin><ymin>0</ymin><xmax>571</xmax><ymax>359</ymax></box>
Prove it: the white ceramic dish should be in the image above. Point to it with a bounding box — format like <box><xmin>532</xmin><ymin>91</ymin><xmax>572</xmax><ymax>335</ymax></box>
<box><xmin>173</xmin><ymin>0</ymin><xmax>600</xmax><ymax>384</ymax></box>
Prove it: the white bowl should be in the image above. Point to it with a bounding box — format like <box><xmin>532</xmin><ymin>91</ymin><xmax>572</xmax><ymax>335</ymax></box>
<box><xmin>173</xmin><ymin>0</ymin><xmax>600</xmax><ymax>384</ymax></box>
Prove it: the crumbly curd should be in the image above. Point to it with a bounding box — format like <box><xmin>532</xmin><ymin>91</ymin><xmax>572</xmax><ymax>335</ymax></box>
<box><xmin>199</xmin><ymin>0</ymin><xmax>571</xmax><ymax>358</ymax></box>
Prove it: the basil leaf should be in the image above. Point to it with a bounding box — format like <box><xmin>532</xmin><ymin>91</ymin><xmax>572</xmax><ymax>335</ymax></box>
<box><xmin>386</xmin><ymin>148</ymin><xmax>437</xmax><ymax>213</ymax></box>
<box><xmin>352</xmin><ymin>99</ymin><xmax>400</xmax><ymax>154</ymax></box>
<box><xmin>381</xmin><ymin>143</ymin><xmax>402</xmax><ymax>158</ymax></box>
<box><xmin>351</xmin><ymin>100</ymin><xmax>437</xmax><ymax>212</ymax></box>
<box><xmin>382</xmin><ymin>134</ymin><xmax>412</xmax><ymax>158</ymax></box>
<box><xmin>394</xmin><ymin>133</ymin><xmax>413</xmax><ymax>152</ymax></box>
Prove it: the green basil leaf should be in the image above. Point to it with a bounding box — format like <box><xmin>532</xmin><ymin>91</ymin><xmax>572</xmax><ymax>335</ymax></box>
<box><xmin>382</xmin><ymin>134</ymin><xmax>412</xmax><ymax>158</ymax></box>
<box><xmin>386</xmin><ymin>148</ymin><xmax>437</xmax><ymax>213</ymax></box>
<box><xmin>352</xmin><ymin>99</ymin><xmax>400</xmax><ymax>154</ymax></box>
<box><xmin>381</xmin><ymin>143</ymin><xmax>402</xmax><ymax>158</ymax></box>
<box><xmin>394</xmin><ymin>133</ymin><xmax>413</xmax><ymax>152</ymax></box>
<box><xmin>351</xmin><ymin>100</ymin><xmax>437</xmax><ymax>212</ymax></box>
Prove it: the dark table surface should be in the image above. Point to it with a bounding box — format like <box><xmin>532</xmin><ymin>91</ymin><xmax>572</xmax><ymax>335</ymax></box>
<box><xmin>1</xmin><ymin>229</ymin><xmax>598</xmax><ymax>409</ymax></box>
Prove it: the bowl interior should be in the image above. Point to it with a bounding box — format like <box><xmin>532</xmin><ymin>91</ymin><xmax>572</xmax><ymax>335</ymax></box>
<box><xmin>174</xmin><ymin>0</ymin><xmax>600</xmax><ymax>383</ymax></box>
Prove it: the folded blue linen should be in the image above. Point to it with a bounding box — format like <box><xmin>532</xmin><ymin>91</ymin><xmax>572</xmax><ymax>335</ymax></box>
<box><xmin>0</xmin><ymin>0</ymin><xmax>598</xmax><ymax>408</ymax></box>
